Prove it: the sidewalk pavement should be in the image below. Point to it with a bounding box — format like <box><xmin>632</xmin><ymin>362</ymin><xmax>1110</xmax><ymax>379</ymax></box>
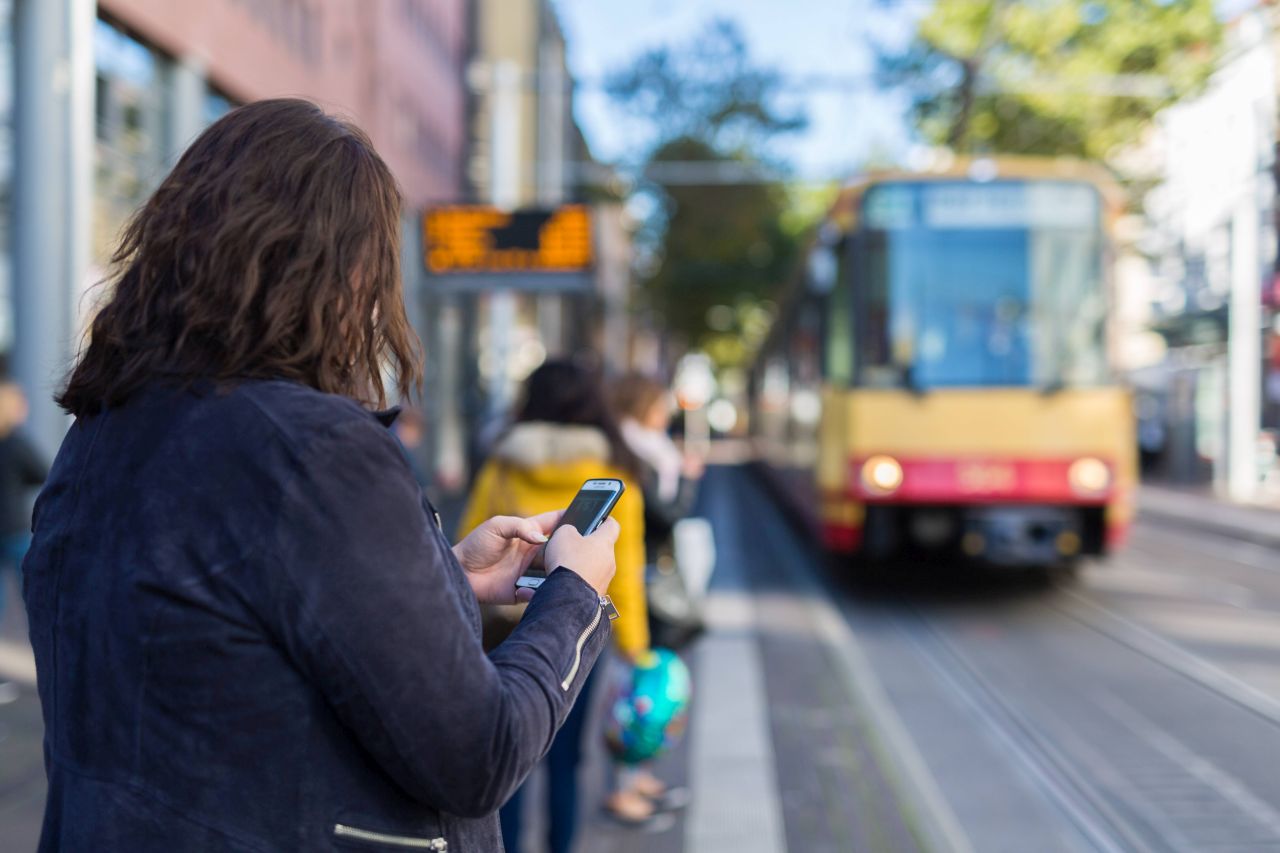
<box><xmin>1138</xmin><ymin>484</ymin><xmax>1280</xmax><ymax>549</ymax></box>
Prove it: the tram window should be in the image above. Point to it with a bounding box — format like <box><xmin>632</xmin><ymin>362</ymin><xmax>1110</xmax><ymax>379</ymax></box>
<box><xmin>854</xmin><ymin>181</ymin><xmax>1107</xmax><ymax>389</ymax></box>
<box><xmin>1031</xmin><ymin>230</ymin><xmax>1108</xmax><ymax>385</ymax></box>
<box><xmin>824</xmin><ymin>263</ymin><xmax>854</xmax><ymax>384</ymax></box>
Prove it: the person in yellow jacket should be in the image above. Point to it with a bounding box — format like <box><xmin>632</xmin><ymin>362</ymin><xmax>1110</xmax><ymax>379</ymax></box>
<box><xmin>459</xmin><ymin>360</ymin><xmax>655</xmax><ymax>852</ymax></box>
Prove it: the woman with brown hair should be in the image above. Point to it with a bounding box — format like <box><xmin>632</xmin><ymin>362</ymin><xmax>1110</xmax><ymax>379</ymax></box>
<box><xmin>22</xmin><ymin>99</ymin><xmax>620</xmax><ymax>852</ymax></box>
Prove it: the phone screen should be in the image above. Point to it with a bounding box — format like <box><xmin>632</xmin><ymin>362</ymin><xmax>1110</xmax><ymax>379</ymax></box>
<box><xmin>558</xmin><ymin>488</ymin><xmax>617</xmax><ymax>535</ymax></box>
<box><xmin>519</xmin><ymin>481</ymin><xmax>623</xmax><ymax>586</ymax></box>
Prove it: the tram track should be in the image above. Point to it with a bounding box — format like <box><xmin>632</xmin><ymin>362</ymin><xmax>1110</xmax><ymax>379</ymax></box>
<box><xmin>897</xmin><ymin>610</ymin><xmax>1148</xmax><ymax>853</ymax></box>
<box><xmin>728</xmin><ymin>463</ymin><xmax>1280</xmax><ymax>850</ymax></box>
<box><xmin>1047</xmin><ymin>588</ymin><xmax>1280</xmax><ymax>729</ymax></box>
<box><xmin>889</xmin><ymin>588</ymin><xmax>1280</xmax><ymax>852</ymax></box>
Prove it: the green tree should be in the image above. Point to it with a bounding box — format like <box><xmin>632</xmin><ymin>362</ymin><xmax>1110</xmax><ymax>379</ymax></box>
<box><xmin>606</xmin><ymin>19</ymin><xmax>806</xmax><ymax>156</ymax></box>
<box><xmin>606</xmin><ymin>19</ymin><xmax>809</xmax><ymax>364</ymax></box>
<box><xmin>884</xmin><ymin>0</ymin><xmax>1221</xmax><ymax>160</ymax></box>
<box><xmin>641</xmin><ymin>137</ymin><xmax>801</xmax><ymax>365</ymax></box>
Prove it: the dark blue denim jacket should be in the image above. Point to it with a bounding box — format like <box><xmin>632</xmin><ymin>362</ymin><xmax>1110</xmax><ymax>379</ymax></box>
<box><xmin>22</xmin><ymin>380</ymin><xmax>610</xmax><ymax>852</ymax></box>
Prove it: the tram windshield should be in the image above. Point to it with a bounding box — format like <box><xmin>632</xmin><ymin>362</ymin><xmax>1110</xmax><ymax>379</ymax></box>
<box><xmin>856</xmin><ymin>180</ymin><xmax>1108</xmax><ymax>390</ymax></box>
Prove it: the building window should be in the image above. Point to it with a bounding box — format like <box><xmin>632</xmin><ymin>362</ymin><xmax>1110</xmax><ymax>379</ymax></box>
<box><xmin>93</xmin><ymin>17</ymin><xmax>169</xmax><ymax>269</ymax></box>
<box><xmin>399</xmin><ymin>0</ymin><xmax>456</xmax><ymax>66</ymax></box>
<box><xmin>231</xmin><ymin>0</ymin><xmax>322</xmax><ymax>66</ymax></box>
<box><xmin>204</xmin><ymin>85</ymin><xmax>233</xmax><ymax>127</ymax></box>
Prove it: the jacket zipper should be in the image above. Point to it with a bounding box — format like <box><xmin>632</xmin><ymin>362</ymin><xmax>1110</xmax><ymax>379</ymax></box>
<box><xmin>560</xmin><ymin>604</ymin><xmax>603</xmax><ymax>691</ymax></box>
<box><xmin>333</xmin><ymin>823</ymin><xmax>447</xmax><ymax>850</ymax></box>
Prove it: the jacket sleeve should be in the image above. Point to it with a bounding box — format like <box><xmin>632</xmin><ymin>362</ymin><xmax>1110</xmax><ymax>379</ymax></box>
<box><xmin>260</xmin><ymin>418</ymin><xmax>610</xmax><ymax>818</ymax></box>
<box><xmin>606</xmin><ymin>477</ymin><xmax>649</xmax><ymax>658</ymax></box>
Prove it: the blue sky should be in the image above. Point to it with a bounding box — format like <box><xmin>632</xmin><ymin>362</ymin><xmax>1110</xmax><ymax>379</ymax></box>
<box><xmin>553</xmin><ymin>0</ymin><xmax>1265</xmax><ymax>180</ymax></box>
<box><xmin>552</xmin><ymin>0</ymin><xmax>923</xmax><ymax>181</ymax></box>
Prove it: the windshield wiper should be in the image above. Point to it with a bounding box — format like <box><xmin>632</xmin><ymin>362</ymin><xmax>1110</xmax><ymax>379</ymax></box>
<box><xmin>901</xmin><ymin>364</ymin><xmax>928</xmax><ymax>397</ymax></box>
<box><xmin>1040</xmin><ymin>377</ymin><xmax>1066</xmax><ymax>396</ymax></box>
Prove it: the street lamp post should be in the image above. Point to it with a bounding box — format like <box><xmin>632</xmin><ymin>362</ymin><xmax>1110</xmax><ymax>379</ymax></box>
<box><xmin>1227</xmin><ymin>189</ymin><xmax>1263</xmax><ymax>503</ymax></box>
<box><xmin>12</xmin><ymin>0</ymin><xmax>93</xmax><ymax>460</ymax></box>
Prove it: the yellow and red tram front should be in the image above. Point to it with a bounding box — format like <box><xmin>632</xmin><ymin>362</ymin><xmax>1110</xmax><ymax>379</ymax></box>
<box><xmin>801</xmin><ymin>166</ymin><xmax>1135</xmax><ymax>566</ymax></box>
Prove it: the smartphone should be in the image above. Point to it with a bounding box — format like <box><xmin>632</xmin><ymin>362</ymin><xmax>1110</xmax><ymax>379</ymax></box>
<box><xmin>516</xmin><ymin>478</ymin><xmax>625</xmax><ymax>592</ymax></box>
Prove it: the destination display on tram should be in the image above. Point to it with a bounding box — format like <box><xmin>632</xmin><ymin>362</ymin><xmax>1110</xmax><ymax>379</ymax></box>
<box><xmin>863</xmin><ymin>181</ymin><xmax>1099</xmax><ymax>231</ymax></box>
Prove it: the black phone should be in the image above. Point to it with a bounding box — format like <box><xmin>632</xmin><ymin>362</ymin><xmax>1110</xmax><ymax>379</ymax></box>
<box><xmin>516</xmin><ymin>478</ymin><xmax>625</xmax><ymax>592</ymax></box>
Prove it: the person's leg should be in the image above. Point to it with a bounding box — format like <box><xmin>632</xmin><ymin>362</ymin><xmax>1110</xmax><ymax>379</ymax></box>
<box><xmin>499</xmin><ymin>783</ymin><xmax>525</xmax><ymax>853</ymax></box>
<box><xmin>627</xmin><ymin>761</ymin><xmax>691</xmax><ymax>811</ymax></box>
<box><xmin>0</xmin><ymin>554</ymin><xmax>15</xmax><ymax>703</ymax></box>
<box><xmin>604</xmin><ymin>762</ymin><xmax>659</xmax><ymax>823</ymax></box>
<box><xmin>546</xmin><ymin>665</ymin><xmax>597</xmax><ymax>853</ymax></box>
<box><xmin>8</xmin><ymin>533</ymin><xmax>30</xmax><ymax>572</ymax></box>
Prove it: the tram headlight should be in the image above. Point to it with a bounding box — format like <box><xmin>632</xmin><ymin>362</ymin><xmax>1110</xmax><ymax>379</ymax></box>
<box><xmin>862</xmin><ymin>455</ymin><xmax>904</xmax><ymax>495</ymax></box>
<box><xmin>1068</xmin><ymin>457</ymin><xmax>1111</xmax><ymax>496</ymax></box>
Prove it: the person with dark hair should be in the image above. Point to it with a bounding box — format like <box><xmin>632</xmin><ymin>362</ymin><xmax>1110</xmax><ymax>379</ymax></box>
<box><xmin>391</xmin><ymin>405</ymin><xmax>432</xmax><ymax>490</ymax></box>
<box><xmin>609</xmin><ymin>372</ymin><xmax>707</xmax><ymax>809</ymax></box>
<box><xmin>611</xmin><ymin>373</ymin><xmax>704</xmax><ymax>561</ymax></box>
<box><xmin>459</xmin><ymin>359</ymin><xmax>659</xmax><ymax>851</ymax></box>
<box><xmin>22</xmin><ymin>98</ymin><xmax>620</xmax><ymax>852</ymax></box>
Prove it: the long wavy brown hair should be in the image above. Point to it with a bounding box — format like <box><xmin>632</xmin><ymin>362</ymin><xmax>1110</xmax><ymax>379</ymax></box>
<box><xmin>58</xmin><ymin>98</ymin><xmax>422</xmax><ymax>416</ymax></box>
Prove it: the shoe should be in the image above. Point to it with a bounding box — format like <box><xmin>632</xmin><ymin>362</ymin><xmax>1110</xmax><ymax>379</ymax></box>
<box><xmin>602</xmin><ymin>790</ymin><xmax>675</xmax><ymax>832</ymax></box>
<box><xmin>601</xmin><ymin>805</ymin><xmax>676</xmax><ymax>833</ymax></box>
<box><xmin>647</xmin><ymin>785</ymin><xmax>691</xmax><ymax>812</ymax></box>
<box><xmin>628</xmin><ymin>770</ymin><xmax>691</xmax><ymax>812</ymax></box>
<box><xmin>0</xmin><ymin>681</ymin><xmax>19</xmax><ymax>705</ymax></box>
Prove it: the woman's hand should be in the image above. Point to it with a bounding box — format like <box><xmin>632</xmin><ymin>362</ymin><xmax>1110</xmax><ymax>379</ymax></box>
<box><xmin>544</xmin><ymin>518</ymin><xmax>620</xmax><ymax>597</ymax></box>
<box><xmin>453</xmin><ymin>511</ymin><xmax>562</xmax><ymax>605</ymax></box>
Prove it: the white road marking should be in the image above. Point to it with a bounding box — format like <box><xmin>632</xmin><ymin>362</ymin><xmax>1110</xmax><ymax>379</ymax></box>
<box><xmin>812</xmin><ymin>600</ymin><xmax>976</xmax><ymax>853</ymax></box>
<box><xmin>686</xmin><ymin>598</ymin><xmax>788</xmax><ymax>853</ymax></box>
<box><xmin>686</xmin><ymin>482</ymin><xmax>787</xmax><ymax>853</ymax></box>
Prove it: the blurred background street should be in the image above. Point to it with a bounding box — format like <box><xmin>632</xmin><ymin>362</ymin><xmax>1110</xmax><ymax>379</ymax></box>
<box><xmin>4</xmin><ymin>0</ymin><xmax>1280</xmax><ymax>851</ymax></box>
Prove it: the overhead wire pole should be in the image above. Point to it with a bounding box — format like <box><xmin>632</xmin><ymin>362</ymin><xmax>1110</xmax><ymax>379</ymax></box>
<box><xmin>13</xmin><ymin>0</ymin><xmax>94</xmax><ymax>460</ymax></box>
<box><xmin>471</xmin><ymin>67</ymin><xmax>1179</xmax><ymax>189</ymax></box>
<box><xmin>1229</xmin><ymin>186</ymin><xmax>1263</xmax><ymax>502</ymax></box>
<box><xmin>486</xmin><ymin>60</ymin><xmax>521</xmax><ymax>423</ymax></box>
<box><xmin>558</xmin><ymin>72</ymin><xmax>1179</xmax><ymax>188</ymax></box>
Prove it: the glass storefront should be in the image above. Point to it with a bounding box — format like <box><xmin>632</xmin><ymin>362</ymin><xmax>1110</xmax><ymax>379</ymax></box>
<box><xmin>93</xmin><ymin>17</ymin><xmax>169</xmax><ymax>273</ymax></box>
<box><xmin>204</xmin><ymin>85</ymin><xmax>232</xmax><ymax>126</ymax></box>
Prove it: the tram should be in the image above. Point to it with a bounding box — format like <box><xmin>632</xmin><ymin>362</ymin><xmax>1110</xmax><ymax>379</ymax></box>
<box><xmin>751</xmin><ymin>159</ymin><xmax>1135</xmax><ymax>567</ymax></box>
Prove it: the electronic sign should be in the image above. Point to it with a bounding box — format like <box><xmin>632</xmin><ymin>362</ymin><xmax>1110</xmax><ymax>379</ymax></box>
<box><xmin>424</xmin><ymin>205</ymin><xmax>593</xmax><ymax>279</ymax></box>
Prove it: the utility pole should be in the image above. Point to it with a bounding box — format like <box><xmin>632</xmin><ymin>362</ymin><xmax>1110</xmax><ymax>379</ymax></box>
<box><xmin>535</xmin><ymin>38</ymin><xmax>567</xmax><ymax>356</ymax></box>
<box><xmin>165</xmin><ymin>55</ymin><xmax>207</xmax><ymax>163</ymax></box>
<box><xmin>486</xmin><ymin>60</ymin><xmax>521</xmax><ymax>423</ymax></box>
<box><xmin>1227</xmin><ymin>168</ymin><xmax>1263</xmax><ymax>503</ymax></box>
<box><xmin>12</xmin><ymin>0</ymin><xmax>94</xmax><ymax>460</ymax></box>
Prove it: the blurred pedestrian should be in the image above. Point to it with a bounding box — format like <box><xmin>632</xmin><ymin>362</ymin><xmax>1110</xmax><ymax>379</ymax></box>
<box><xmin>459</xmin><ymin>359</ymin><xmax>656</xmax><ymax>851</ymax></box>
<box><xmin>22</xmin><ymin>99</ymin><xmax>621</xmax><ymax>852</ymax></box>
<box><xmin>0</xmin><ymin>380</ymin><xmax>45</xmax><ymax>703</ymax></box>
<box><xmin>612</xmin><ymin>372</ymin><xmax>704</xmax><ymax>561</ymax></box>
<box><xmin>391</xmin><ymin>405</ymin><xmax>432</xmax><ymax>490</ymax></box>
<box><xmin>611</xmin><ymin>372</ymin><xmax>707</xmax><ymax>808</ymax></box>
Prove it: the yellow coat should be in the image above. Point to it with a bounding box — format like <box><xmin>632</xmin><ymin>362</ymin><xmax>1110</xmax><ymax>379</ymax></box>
<box><xmin>459</xmin><ymin>422</ymin><xmax>649</xmax><ymax>658</ymax></box>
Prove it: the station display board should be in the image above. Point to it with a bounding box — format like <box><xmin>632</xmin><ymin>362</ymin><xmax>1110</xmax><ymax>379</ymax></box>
<box><xmin>423</xmin><ymin>205</ymin><xmax>593</xmax><ymax>290</ymax></box>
